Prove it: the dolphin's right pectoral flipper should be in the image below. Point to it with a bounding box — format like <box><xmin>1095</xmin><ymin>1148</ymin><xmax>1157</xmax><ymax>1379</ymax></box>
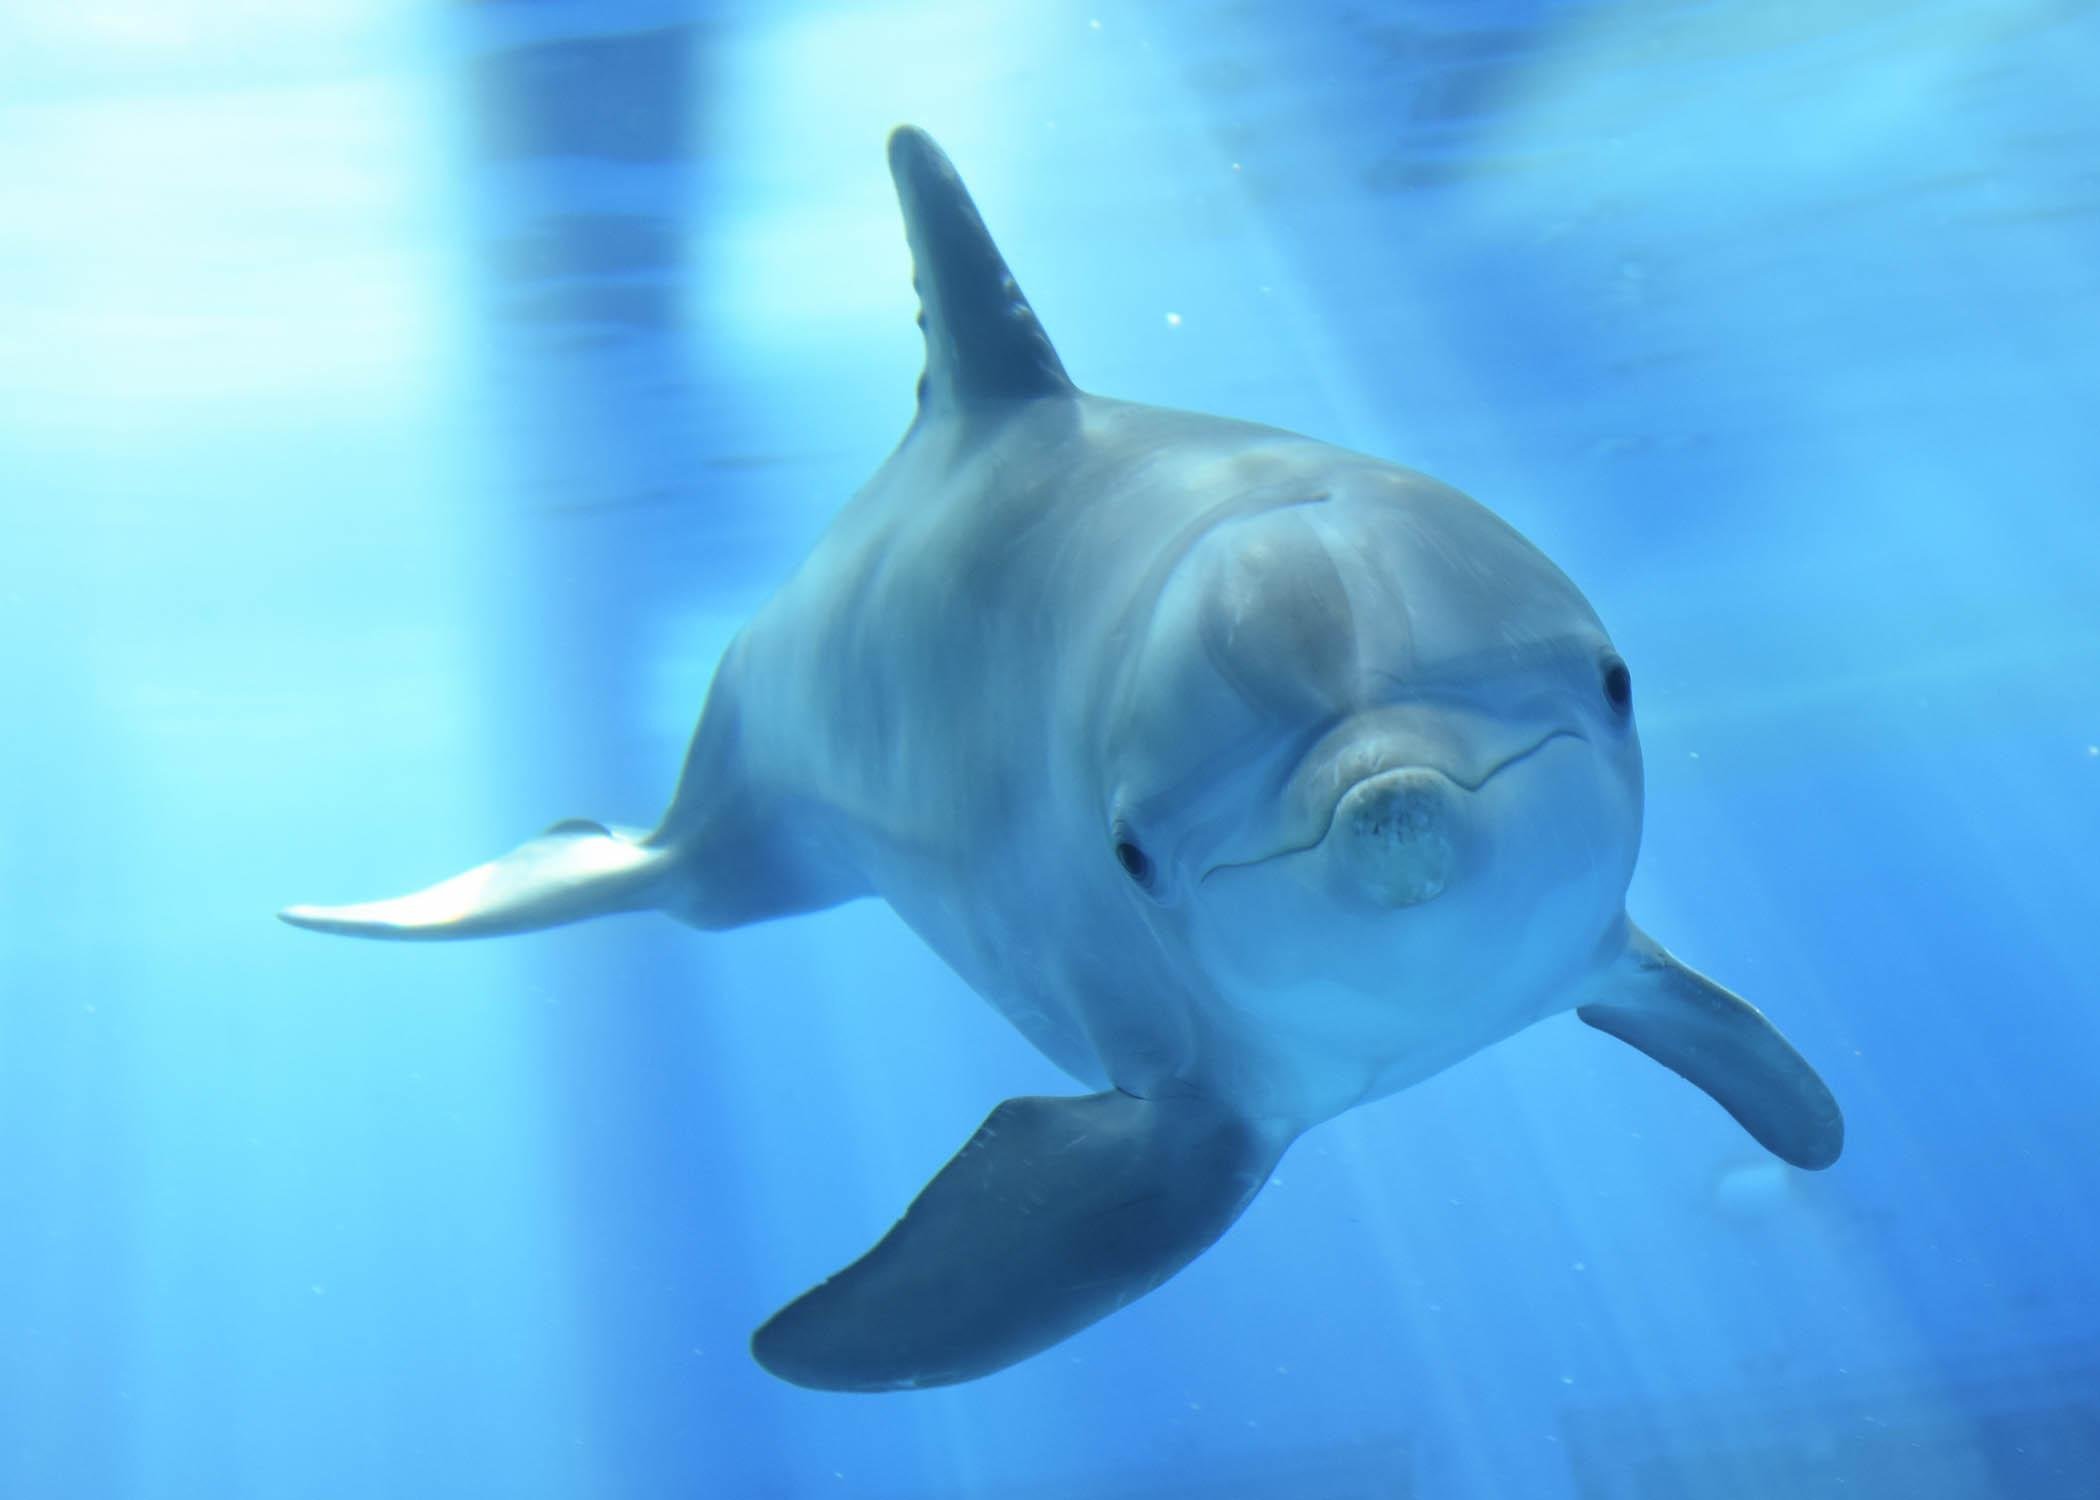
<box><xmin>279</xmin><ymin>818</ymin><xmax>667</xmax><ymax>940</ymax></box>
<box><xmin>752</xmin><ymin>1089</ymin><xmax>1290</xmax><ymax>1391</ymax></box>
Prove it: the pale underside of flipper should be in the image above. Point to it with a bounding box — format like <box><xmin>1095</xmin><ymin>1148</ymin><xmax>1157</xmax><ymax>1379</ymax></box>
<box><xmin>279</xmin><ymin>819</ymin><xmax>666</xmax><ymax>940</ymax></box>
<box><xmin>752</xmin><ymin>1090</ymin><xmax>1291</xmax><ymax>1392</ymax></box>
<box><xmin>1580</xmin><ymin>923</ymin><xmax>1844</xmax><ymax>1170</ymax></box>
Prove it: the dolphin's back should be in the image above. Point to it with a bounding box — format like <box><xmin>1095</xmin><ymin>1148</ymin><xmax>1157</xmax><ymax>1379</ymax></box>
<box><xmin>708</xmin><ymin>397</ymin><xmax>1332</xmax><ymax>1075</ymax></box>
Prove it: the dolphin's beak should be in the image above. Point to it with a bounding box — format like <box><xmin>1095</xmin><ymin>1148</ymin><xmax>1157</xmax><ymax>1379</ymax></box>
<box><xmin>1325</xmin><ymin>766</ymin><xmax>1460</xmax><ymax>908</ymax></box>
<box><xmin>1317</xmin><ymin>728</ymin><xmax>1590</xmax><ymax>909</ymax></box>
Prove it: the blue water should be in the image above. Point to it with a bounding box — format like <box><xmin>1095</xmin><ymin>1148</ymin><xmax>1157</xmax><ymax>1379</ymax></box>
<box><xmin>5</xmin><ymin>2</ymin><xmax>2098</xmax><ymax>1496</ymax></box>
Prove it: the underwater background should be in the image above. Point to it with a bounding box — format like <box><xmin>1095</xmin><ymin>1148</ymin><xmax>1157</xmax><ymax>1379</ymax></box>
<box><xmin>4</xmin><ymin>1</ymin><xmax>2098</xmax><ymax>1495</ymax></box>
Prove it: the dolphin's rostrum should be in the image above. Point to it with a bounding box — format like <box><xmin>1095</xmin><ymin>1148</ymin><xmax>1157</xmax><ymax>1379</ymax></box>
<box><xmin>282</xmin><ymin>127</ymin><xmax>1843</xmax><ymax>1392</ymax></box>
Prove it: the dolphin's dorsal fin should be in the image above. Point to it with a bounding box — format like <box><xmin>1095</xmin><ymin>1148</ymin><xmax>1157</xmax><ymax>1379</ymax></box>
<box><xmin>887</xmin><ymin>126</ymin><xmax>1075</xmax><ymax>415</ymax></box>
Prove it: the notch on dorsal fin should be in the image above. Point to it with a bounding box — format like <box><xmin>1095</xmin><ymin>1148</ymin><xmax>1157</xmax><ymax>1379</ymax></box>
<box><xmin>887</xmin><ymin>126</ymin><xmax>1075</xmax><ymax>415</ymax></box>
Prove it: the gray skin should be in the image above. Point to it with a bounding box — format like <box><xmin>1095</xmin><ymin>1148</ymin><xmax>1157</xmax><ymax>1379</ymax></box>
<box><xmin>284</xmin><ymin>127</ymin><xmax>1842</xmax><ymax>1393</ymax></box>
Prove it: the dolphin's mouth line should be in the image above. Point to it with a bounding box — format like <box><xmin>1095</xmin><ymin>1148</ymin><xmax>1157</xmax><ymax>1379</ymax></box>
<box><xmin>1197</xmin><ymin>728</ymin><xmax>1584</xmax><ymax>885</ymax></box>
<box><xmin>1441</xmin><ymin>726</ymin><xmax>1583</xmax><ymax>794</ymax></box>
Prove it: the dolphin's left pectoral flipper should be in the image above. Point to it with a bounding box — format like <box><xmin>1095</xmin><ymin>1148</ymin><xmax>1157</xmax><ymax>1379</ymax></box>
<box><xmin>752</xmin><ymin>1089</ymin><xmax>1288</xmax><ymax>1391</ymax></box>
<box><xmin>1579</xmin><ymin>924</ymin><xmax>1843</xmax><ymax>1170</ymax></box>
<box><xmin>278</xmin><ymin>819</ymin><xmax>666</xmax><ymax>941</ymax></box>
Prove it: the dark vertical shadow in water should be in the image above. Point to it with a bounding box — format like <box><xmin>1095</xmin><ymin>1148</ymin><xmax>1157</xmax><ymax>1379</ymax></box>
<box><xmin>456</xmin><ymin>9</ymin><xmax>786</xmax><ymax>1493</ymax></box>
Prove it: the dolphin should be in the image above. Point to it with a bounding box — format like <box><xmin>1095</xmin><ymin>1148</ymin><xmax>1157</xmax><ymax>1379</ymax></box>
<box><xmin>283</xmin><ymin>127</ymin><xmax>1843</xmax><ymax>1392</ymax></box>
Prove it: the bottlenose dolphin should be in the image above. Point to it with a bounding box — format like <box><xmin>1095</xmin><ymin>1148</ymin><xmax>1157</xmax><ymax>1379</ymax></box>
<box><xmin>284</xmin><ymin>127</ymin><xmax>1843</xmax><ymax>1392</ymax></box>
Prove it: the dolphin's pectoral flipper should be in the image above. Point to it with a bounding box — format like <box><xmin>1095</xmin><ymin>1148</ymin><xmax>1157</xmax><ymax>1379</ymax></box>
<box><xmin>1579</xmin><ymin>924</ymin><xmax>1843</xmax><ymax>1170</ymax></box>
<box><xmin>278</xmin><ymin>818</ymin><xmax>667</xmax><ymax>941</ymax></box>
<box><xmin>751</xmin><ymin>1090</ymin><xmax>1290</xmax><ymax>1391</ymax></box>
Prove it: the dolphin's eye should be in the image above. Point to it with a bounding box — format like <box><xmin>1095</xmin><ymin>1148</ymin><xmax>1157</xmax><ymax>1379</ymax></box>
<box><xmin>1114</xmin><ymin>837</ymin><xmax>1155</xmax><ymax>889</ymax></box>
<box><xmin>1601</xmin><ymin>655</ymin><xmax>1633</xmax><ymax>716</ymax></box>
